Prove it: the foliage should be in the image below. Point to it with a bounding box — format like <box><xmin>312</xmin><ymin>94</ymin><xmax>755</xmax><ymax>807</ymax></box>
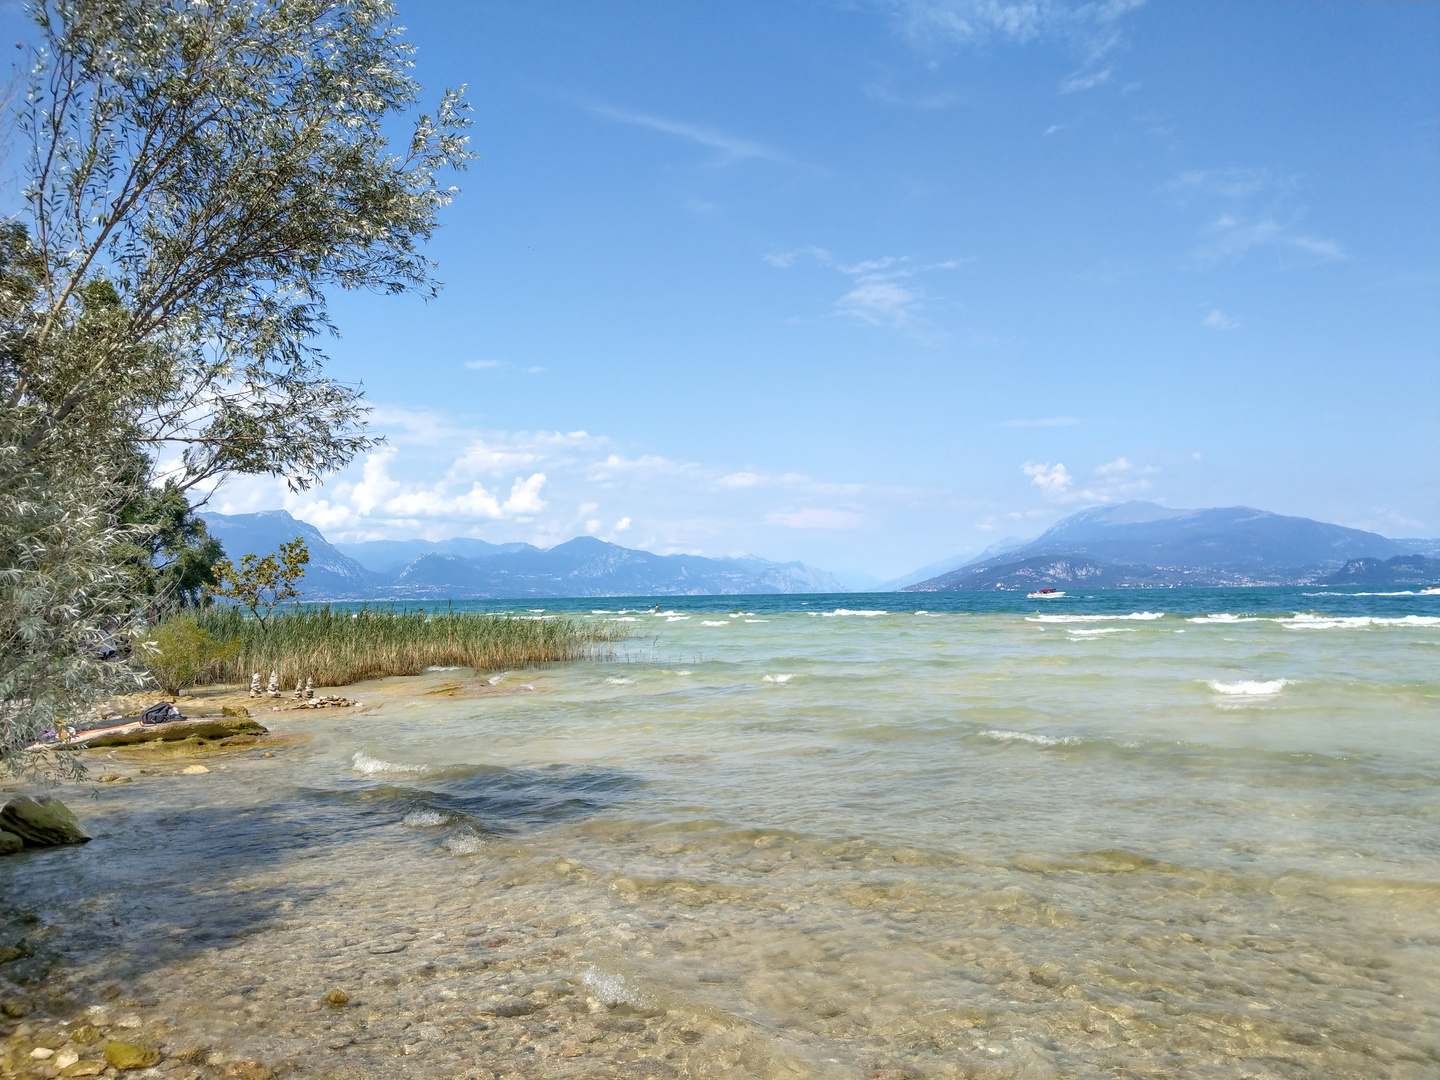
<box><xmin>211</xmin><ymin>538</ymin><xmax>310</xmax><ymax>630</ymax></box>
<box><xmin>113</xmin><ymin>465</ymin><xmax>225</xmax><ymax>611</ymax></box>
<box><xmin>11</xmin><ymin>0</ymin><xmax>475</xmax><ymax>494</ymax></box>
<box><xmin>194</xmin><ymin>606</ymin><xmax>625</xmax><ymax>688</ymax></box>
<box><xmin>1</xmin><ymin>0</ymin><xmax>472</xmax><ymax>771</ymax></box>
<box><xmin>138</xmin><ymin>615</ymin><xmax>238</xmax><ymax>697</ymax></box>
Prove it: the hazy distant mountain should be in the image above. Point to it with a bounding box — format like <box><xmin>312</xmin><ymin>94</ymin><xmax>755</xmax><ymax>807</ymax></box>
<box><xmin>335</xmin><ymin>537</ymin><xmax>535</xmax><ymax>577</ymax></box>
<box><xmin>202</xmin><ymin>511</ymin><xmax>380</xmax><ymax>598</ymax></box>
<box><xmin>1321</xmin><ymin>555</ymin><xmax>1440</xmax><ymax>586</ymax></box>
<box><xmin>382</xmin><ymin>537</ymin><xmax>844</xmax><ymax>598</ymax></box>
<box><xmin>202</xmin><ymin>512</ymin><xmax>844</xmax><ymax>599</ymax></box>
<box><xmin>880</xmin><ymin>536</ymin><xmax>1030</xmax><ymax>591</ymax></box>
<box><xmin>905</xmin><ymin>502</ymin><xmax>1423</xmax><ymax>591</ymax></box>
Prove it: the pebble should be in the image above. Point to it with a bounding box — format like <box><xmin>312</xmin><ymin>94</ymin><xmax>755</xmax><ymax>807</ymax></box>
<box><xmin>29</xmin><ymin>1047</ymin><xmax>54</xmax><ymax>1059</ymax></box>
<box><xmin>368</xmin><ymin>943</ymin><xmax>406</xmax><ymax>954</ymax></box>
<box><xmin>325</xmin><ymin>989</ymin><xmax>349</xmax><ymax>1006</ymax></box>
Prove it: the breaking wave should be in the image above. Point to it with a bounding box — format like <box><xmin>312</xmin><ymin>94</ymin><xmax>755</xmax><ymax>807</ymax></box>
<box><xmin>352</xmin><ymin>752</ymin><xmax>431</xmax><ymax>775</ymax></box>
<box><xmin>1028</xmin><ymin>612</ymin><xmax>1165</xmax><ymax>623</ymax></box>
<box><xmin>1207</xmin><ymin>679</ymin><xmax>1289</xmax><ymax>696</ymax></box>
<box><xmin>981</xmin><ymin>729</ymin><xmax>1082</xmax><ymax>747</ymax></box>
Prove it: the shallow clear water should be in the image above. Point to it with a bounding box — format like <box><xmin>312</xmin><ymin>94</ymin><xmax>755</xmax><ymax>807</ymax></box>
<box><xmin>3</xmin><ymin>589</ymin><xmax>1438</xmax><ymax>1079</ymax></box>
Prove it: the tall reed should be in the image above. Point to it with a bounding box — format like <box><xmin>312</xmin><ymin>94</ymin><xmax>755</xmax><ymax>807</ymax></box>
<box><xmin>189</xmin><ymin>606</ymin><xmax>622</xmax><ymax>688</ymax></box>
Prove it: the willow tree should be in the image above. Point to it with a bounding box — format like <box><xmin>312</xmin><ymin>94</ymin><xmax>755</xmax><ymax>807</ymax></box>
<box><xmin>1</xmin><ymin>0</ymin><xmax>473</xmax><ymax>772</ymax></box>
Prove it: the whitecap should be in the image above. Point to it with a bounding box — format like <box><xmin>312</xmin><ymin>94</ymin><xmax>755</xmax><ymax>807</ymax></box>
<box><xmin>1067</xmin><ymin>627</ymin><xmax>1136</xmax><ymax>636</ymax></box>
<box><xmin>762</xmin><ymin>673</ymin><xmax>795</xmax><ymax>683</ymax></box>
<box><xmin>666</xmin><ymin>615</ymin><xmax>691</xmax><ymax>622</ymax></box>
<box><xmin>402</xmin><ymin>810</ymin><xmax>449</xmax><ymax>828</ymax></box>
<box><xmin>583</xmin><ymin>966</ymin><xmax>645</xmax><ymax>1006</ymax></box>
<box><xmin>676</xmin><ymin>670</ymin><xmax>692</xmax><ymax>676</ymax></box>
<box><xmin>744</xmin><ymin>619</ymin><xmax>770</xmax><ymax>623</ymax></box>
<box><xmin>351</xmin><ymin>751</ymin><xmax>430</xmax><ymax>775</ymax></box>
<box><xmin>487</xmin><ymin>674</ymin><xmax>505</xmax><ymax>685</ymax></box>
<box><xmin>823</xmin><ymin>609</ymin><xmax>887</xmax><ymax>617</ymax></box>
<box><xmin>591</xmin><ymin>609</ymin><xmax>614</xmax><ymax>614</ymax></box>
<box><xmin>1187</xmin><ymin>614</ymin><xmax>1263</xmax><ymax>624</ymax></box>
<box><xmin>1028</xmin><ymin>612</ymin><xmax>1164</xmax><ymax>623</ymax></box>
<box><xmin>700</xmin><ymin>620</ymin><xmax>729</xmax><ymax>627</ymax></box>
<box><xmin>1281</xmin><ymin>614</ymin><xmax>1440</xmax><ymax>630</ymax></box>
<box><xmin>605</xmin><ymin>677</ymin><xmax>633</xmax><ymax>685</ymax></box>
<box><xmin>609</xmin><ymin>616</ymin><xmax>637</xmax><ymax>622</ymax></box>
<box><xmin>1207</xmin><ymin>679</ymin><xmax>1289</xmax><ymax>696</ymax></box>
<box><xmin>981</xmin><ymin>729</ymin><xmax>1081</xmax><ymax>746</ymax></box>
<box><xmin>424</xmin><ymin>665</ymin><xmax>461</xmax><ymax>672</ymax></box>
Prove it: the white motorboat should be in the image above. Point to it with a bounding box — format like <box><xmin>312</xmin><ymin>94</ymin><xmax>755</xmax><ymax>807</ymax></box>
<box><xmin>1026</xmin><ymin>588</ymin><xmax>1066</xmax><ymax>599</ymax></box>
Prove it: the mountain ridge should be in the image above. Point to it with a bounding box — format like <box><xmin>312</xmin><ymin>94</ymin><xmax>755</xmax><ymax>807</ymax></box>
<box><xmin>903</xmin><ymin>502</ymin><xmax>1435</xmax><ymax>591</ymax></box>
<box><xmin>200</xmin><ymin>511</ymin><xmax>845</xmax><ymax>598</ymax></box>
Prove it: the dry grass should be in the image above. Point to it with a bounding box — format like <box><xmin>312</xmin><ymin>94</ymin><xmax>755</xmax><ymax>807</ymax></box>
<box><xmin>188</xmin><ymin>605</ymin><xmax>622</xmax><ymax>688</ymax></box>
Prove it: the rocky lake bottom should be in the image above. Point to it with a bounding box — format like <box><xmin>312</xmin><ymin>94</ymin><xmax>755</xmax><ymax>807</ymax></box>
<box><xmin>2</xmin><ymin>595</ymin><xmax>1438</xmax><ymax>1079</ymax></box>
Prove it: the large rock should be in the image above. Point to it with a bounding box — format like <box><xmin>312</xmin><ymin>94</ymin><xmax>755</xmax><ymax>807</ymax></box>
<box><xmin>84</xmin><ymin>717</ymin><xmax>267</xmax><ymax>748</ymax></box>
<box><xmin>0</xmin><ymin>831</ymin><xmax>22</xmax><ymax>855</ymax></box>
<box><xmin>0</xmin><ymin>797</ymin><xmax>90</xmax><ymax>847</ymax></box>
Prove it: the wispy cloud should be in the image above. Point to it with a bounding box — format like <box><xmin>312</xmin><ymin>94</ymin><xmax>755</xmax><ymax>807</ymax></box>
<box><xmin>884</xmin><ymin>0</ymin><xmax>1146</xmax><ymax>92</ymax></box>
<box><xmin>1059</xmin><ymin>66</ymin><xmax>1112</xmax><ymax>94</ymax></box>
<box><xmin>588</xmin><ymin>103</ymin><xmax>791</xmax><ymax>165</ymax></box>
<box><xmin>1163</xmin><ymin>168</ymin><xmax>1345</xmax><ymax>269</ymax></box>
<box><xmin>765</xmin><ymin>508</ymin><xmax>866</xmax><ymax>530</ymax></box>
<box><xmin>766</xmin><ymin>249</ymin><xmax>962</xmax><ymax>331</ymax></box>
<box><xmin>1202</xmin><ymin>309</ymin><xmax>1240</xmax><ymax>331</ymax></box>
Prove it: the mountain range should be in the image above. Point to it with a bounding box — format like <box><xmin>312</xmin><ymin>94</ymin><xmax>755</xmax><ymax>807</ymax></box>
<box><xmin>199</xmin><ymin>510</ymin><xmax>845</xmax><ymax>599</ymax></box>
<box><xmin>903</xmin><ymin>503</ymin><xmax>1439</xmax><ymax>591</ymax></box>
<box><xmin>201</xmin><ymin>503</ymin><xmax>1437</xmax><ymax>600</ymax></box>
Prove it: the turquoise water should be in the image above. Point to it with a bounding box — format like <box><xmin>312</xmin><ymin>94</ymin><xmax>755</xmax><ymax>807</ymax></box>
<box><xmin>4</xmin><ymin>588</ymin><xmax>1438</xmax><ymax>1078</ymax></box>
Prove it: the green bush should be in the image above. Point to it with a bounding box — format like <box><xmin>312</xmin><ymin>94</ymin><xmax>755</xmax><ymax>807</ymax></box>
<box><xmin>140</xmin><ymin>616</ymin><xmax>239</xmax><ymax>697</ymax></box>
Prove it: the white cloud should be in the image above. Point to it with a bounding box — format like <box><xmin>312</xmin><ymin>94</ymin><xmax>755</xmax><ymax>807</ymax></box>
<box><xmin>1023</xmin><ymin>461</ymin><xmax>1074</xmax><ymax>497</ymax></box>
<box><xmin>837</xmin><ymin>280</ymin><xmax>921</xmax><ymax>326</ymax></box>
<box><xmin>1022</xmin><ymin>457</ymin><xmax>1157</xmax><ymax>504</ymax></box>
<box><xmin>212</xmin><ymin>415</ymin><xmax>917</xmax><ymax>558</ymax></box>
<box><xmin>464</xmin><ymin>359</ymin><xmax>503</xmax><ymax>370</ymax></box>
<box><xmin>765</xmin><ymin>509</ymin><xmax>866</xmax><ymax>530</ymax></box>
<box><xmin>718</xmin><ymin>471</ymin><xmax>762</xmax><ymax>488</ymax></box>
<box><xmin>1202</xmin><ymin>309</ymin><xmax>1240</xmax><ymax>331</ymax></box>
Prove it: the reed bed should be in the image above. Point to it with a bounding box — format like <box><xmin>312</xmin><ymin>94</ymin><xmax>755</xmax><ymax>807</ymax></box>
<box><xmin>190</xmin><ymin>605</ymin><xmax>624</xmax><ymax>688</ymax></box>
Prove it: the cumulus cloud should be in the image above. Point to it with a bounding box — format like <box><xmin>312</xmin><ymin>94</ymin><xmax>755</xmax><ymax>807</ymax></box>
<box><xmin>1202</xmin><ymin>309</ymin><xmax>1240</xmax><ymax>330</ymax></box>
<box><xmin>1023</xmin><ymin>461</ymin><xmax>1074</xmax><ymax>497</ymax></box>
<box><xmin>212</xmin><ymin>415</ymin><xmax>915</xmax><ymax>556</ymax></box>
<box><xmin>1022</xmin><ymin>457</ymin><xmax>1158</xmax><ymax>503</ymax></box>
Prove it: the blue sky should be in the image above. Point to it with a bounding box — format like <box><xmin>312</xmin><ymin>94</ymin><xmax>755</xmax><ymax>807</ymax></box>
<box><xmin>203</xmin><ymin>0</ymin><xmax>1435</xmax><ymax>582</ymax></box>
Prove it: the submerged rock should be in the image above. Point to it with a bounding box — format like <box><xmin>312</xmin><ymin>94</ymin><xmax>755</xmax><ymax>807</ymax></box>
<box><xmin>104</xmin><ymin>1041</ymin><xmax>161</xmax><ymax>1069</ymax></box>
<box><xmin>0</xmin><ymin>797</ymin><xmax>90</xmax><ymax>846</ymax></box>
<box><xmin>479</xmin><ymin>995</ymin><xmax>537</xmax><ymax>1017</ymax></box>
<box><xmin>0</xmin><ymin>831</ymin><xmax>23</xmax><ymax>855</ymax></box>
